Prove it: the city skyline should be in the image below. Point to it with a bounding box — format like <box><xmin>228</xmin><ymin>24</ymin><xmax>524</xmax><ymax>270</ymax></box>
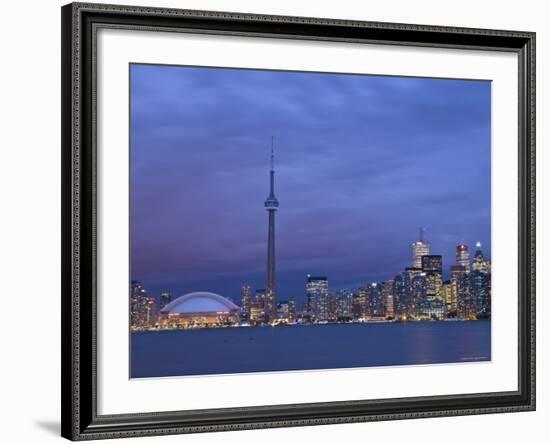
<box><xmin>131</xmin><ymin>64</ymin><xmax>491</xmax><ymax>304</ymax></box>
<box><xmin>132</xmin><ymin>235</ymin><xmax>490</xmax><ymax>316</ymax></box>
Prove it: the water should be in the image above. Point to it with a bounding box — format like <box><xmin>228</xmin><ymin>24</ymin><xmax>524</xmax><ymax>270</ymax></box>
<box><xmin>130</xmin><ymin>320</ymin><xmax>491</xmax><ymax>378</ymax></box>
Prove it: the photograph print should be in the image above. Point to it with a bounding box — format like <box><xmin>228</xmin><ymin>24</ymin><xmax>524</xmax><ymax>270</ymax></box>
<box><xmin>129</xmin><ymin>64</ymin><xmax>492</xmax><ymax>379</ymax></box>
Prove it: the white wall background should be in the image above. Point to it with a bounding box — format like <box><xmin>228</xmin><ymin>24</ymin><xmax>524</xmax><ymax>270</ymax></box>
<box><xmin>0</xmin><ymin>0</ymin><xmax>546</xmax><ymax>443</ymax></box>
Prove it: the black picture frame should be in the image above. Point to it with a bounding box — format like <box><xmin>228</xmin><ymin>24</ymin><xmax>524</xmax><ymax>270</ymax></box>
<box><xmin>61</xmin><ymin>2</ymin><xmax>536</xmax><ymax>440</ymax></box>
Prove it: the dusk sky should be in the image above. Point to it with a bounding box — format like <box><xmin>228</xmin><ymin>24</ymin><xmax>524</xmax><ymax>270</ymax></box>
<box><xmin>130</xmin><ymin>64</ymin><xmax>491</xmax><ymax>306</ymax></box>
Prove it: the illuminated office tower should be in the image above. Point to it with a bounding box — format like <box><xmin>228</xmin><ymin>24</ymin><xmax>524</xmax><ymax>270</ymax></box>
<box><xmin>306</xmin><ymin>275</ymin><xmax>329</xmax><ymax>322</ymax></box>
<box><xmin>143</xmin><ymin>297</ymin><xmax>157</xmax><ymax>326</ymax></box>
<box><xmin>159</xmin><ymin>291</ymin><xmax>171</xmax><ymax>310</ymax></box>
<box><xmin>248</xmin><ymin>289</ymin><xmax>266</xmax><ymax>324</ymax></box>
<box><xmin>452</xmin><ymin>265</ymin><xmax>475</xmax><ymax>319</ymax></box>
<box><xmin>417</xmin><ymin>298</ymin><xmax>446</xmax><ymax>320</ymax></box>
<box><xmin>392</xmin><ymin>275</ymin><xmax>404</xmax><ymax>317</ymax></box>
<box><xmin>277</xmin><ymin>301</ymin><xmax>289</xmax><ymax>320</ymax></box>
<box><xmin>367</xmin><ymin>283</ymin><xmax>384</xmax><ymax>317</ymax></box>
<box><xmin>456</xmin><ymin>244</ymin><xmax>471</xmax><ymax>272</ymax></box>
<box><xmin>288</xmin><ymin>298</ymin><xmax>296</xmax><ymax>323</ymax></box>
<box><xmin>264</xmin><ymin>138</ymin><xmax>279</xmax><ymax>323</ymax></box>
<box><xmin>401</xmin><ymin>267</ymin><xmax>423</xmax><ymax>315</ymax></box>
<box><xmin>412</xmin><ymin>227</ymin><xmax>430</xmax><ymax>268</ymax></box>
<box><xmin>382</xmin><ymin>280</ymin><xmax>394</xmax><ymax>318</ymax></box>
<box><xmin>351</xmin><ymin>292</ymin><xmax>362</xmax><ymax>319</ymax></box>
<box><xmin>335</xmin><ymin>290</ymin><xmax>353</xmax><ymax>320</ymax></box>
<box><xmin>328</xmin><ymin>291</ymin><xmax>338</xmax><ymax>322</ymax></box>
<box><xmin>358</xmin><ymin>286</ymin><xmax>369</xmax><ymax>318</ymax></box>
<box><xmin>240</xmin><ymin>284</ymin><xmax>252</xmax><ymax>321</ymax></box>
<box><xmin>450</xmin><ymin>265</ymin><xmax>465</xmax><ymax>314</ymax></box>
<box><xmin>421</xmin><ymin>255</ymin><xmax>443</xmax><ymax>301</ymax></box>
<box><xmin>472</xmin><ymin>242</ymin><xmax>491</xmax><ymax>318</ymax></box>
<box><xmin>442</xmin><ymin>280</ymin><xmax>455</xmax><ymax>315</ymax></box>
<box><xmin>472</xmin><ymin>241</ymin><xmax>491</xmax><ymax>273</ymax></box>
<box><xmin>411</xmin><ymin>273</ymin><xmax>427</xmax><ymax>315</ymax></box>
<box><xmin>130</xmin><ymin>280</ymin><xmax>148</xmax><ymax>329</ymax></box>
<box><xmin>472</xmin><ymin>270</ymin><xmax>489</xmax><ymax>318</ymax></box>
<box><xmin>249</xmin><ymin>303</ymin><xmax>265</xmax><ymax>325</ymax></box>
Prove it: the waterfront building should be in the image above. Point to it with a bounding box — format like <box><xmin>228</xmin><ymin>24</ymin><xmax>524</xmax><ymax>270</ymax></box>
<box><xmin>452</xmin><ymin>266</ymin><xmax>475</xmax><ymax>319</ymax></box>
<box><xmin>382</xmin><ymin>280</ymin><xmax>394</xmax><ymax>318</ymax></box>
<box><xmin>288</xmin><ymin>298</ymin><xmax>297</xmax><ymax>323</ymax></box>
<box><xmin>328</xmin><ymin>292</ymin><xmax>338</xmax><ymax>322</ymax></box>
<box><xmin>472</xmin><ymin>270</ymin><xmax>490</xmax><ymax>318</ymax></box>
<box><xmin>416</xmin><ymin>298</ymin><xmax>446</xmax><ymax>320</ymax></box>
<box><xmin>158</xmin><ymin>292</ymin><xmax>239</xmax><ymax>328</ymax></box>
<box><xmin>335</xmin><ymin>290</ymin><xmax>353</xmax><ymax>320</ymax></box>
<box><xmin>473</xmin><ymin>241</ymin><xmax>491</xmax><ymax>273</ymax></box>
<box><xmin>472</xmin><ymin>242</ymin><xmax>491</xmax><ymax>318</ymax></box>
<box><xmin>411</xmin><ymin>273</ymin><xmax>427</xmax><ymax>316</ymax></box>
<box><xmin>367</xmin><ymin>283</ymin><xmax>384</xmax><ymax>318</ymax></box>
<box><xmin>401</xmin><ymin>267</ymin><xmax>423</xmax><ymax>316</ymax></box>
<box><xmin>240</xmin><ymin>284</ymin><xmax>252</xmax><ymax>321</ymax></box>
<box><xmin>252</xmin><ymin>289</ymin><xmax>267</xmax><ymax>323</ymax></box>
<box><xmin>264</xmin><ymin>138</ymin><xmax>279</xmax><ymax>323</ymax></box>
<box><xmin>456</xmin><ymin>244</ymin><xmax>471</xmax><ymax>272</ymax></box>
<box><xmin>277</xmin><ymin>301</ymin><xmax>289</xmax><ymax>321</ymax></box>
<box><xmin>450</xmin><ymin>265</ymin><xmax>465</xmax><ymax>311</ymax></box>
<box><xmin>143</xmin><ymin>297</ymin><xmax>157</xmax><ymax>326</ymax></box>
<box><xmin>306</xmin><ymin>275</ymin><xmax>329</xmax><ymax>322</ymax></box>
<box><xmin>442</xmin><ymin>280</ymin><xmax>455</xmax><ymax>315</ymax></box>
<box><xmin>351</xmin><ymin>291</ymin><xmax>362</xmax><ymax>319</ymax></box>
<box><xmin>249</xmin><ymin>302</ymin><xmax>266</xmax><ymax>325</ymax></box>
<box><xmin>159</xmin><ymin>291</ymin><xmax>171</xmax><ymax>310</ymax></box>
<box><xmin>421</xmin><ymin>255</ymin><xmax>443</xmax><ymax>302</ymax></box>
<box><xmin>412</xmin><ymin>227</ymin><xmax>430</xmax><ymax>268</ymax></box>
<box><xmin>358</xmin><ymin>286</ymin><xmax>369</xmax><ymax>319</ymax></box>
<box><xmin>130</xmin><ymin>281</ymin><xmax>150</xmax><ymax>329</ymax></box>
<box><xmin>392</xmin><ymin>275</ymin><xmax>404</xmax><ymax>317</ymax></box>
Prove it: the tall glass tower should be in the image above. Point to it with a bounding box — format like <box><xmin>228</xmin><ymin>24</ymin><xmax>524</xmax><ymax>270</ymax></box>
<box><xmin>412</xmin><ymin>227</ymin><xmax>430</xmax><ymax>268</ymax></box>
<box><xmin>456</xmin><ymin>244</ymin><xmax>471</xmax><ymax>272</ymax></box>
<box><xmin>264</xmin><ymin>138</ymin><xmax>279</xmax><ymax>322</ymax></box>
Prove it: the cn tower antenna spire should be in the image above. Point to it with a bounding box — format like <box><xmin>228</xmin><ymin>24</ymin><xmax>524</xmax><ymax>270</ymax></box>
<box><xmin>271</xmin><ymin>135</ymin><xmax>274</xmax><ymax>171</ymax></box>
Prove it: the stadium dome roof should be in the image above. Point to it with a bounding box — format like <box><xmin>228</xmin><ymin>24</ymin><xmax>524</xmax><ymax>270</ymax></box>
<box><xmin>160</xmin><ymin>292</ymin><xmax>239</xmax><ymax>314</ymax></box>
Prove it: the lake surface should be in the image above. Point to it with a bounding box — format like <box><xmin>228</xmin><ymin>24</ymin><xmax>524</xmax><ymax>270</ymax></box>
<box><xmin>130</xmin><ymin>320</ymin><xmax>491</xmax><ymax>378</ymax></box>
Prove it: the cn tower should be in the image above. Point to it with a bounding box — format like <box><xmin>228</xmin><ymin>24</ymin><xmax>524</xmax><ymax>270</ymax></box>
<box><xmin>264</xmin><ymin>137</ymin><xmax>279</xmax><ymax>322</ymax></box>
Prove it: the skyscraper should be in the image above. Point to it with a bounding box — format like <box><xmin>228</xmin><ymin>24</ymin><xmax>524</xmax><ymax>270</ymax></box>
<box><xmin>401</xmin><ymin>267</ymin><xmax>423</xmax><ymax>315</ymax></box>
<box><xmin>241</xmin><ymin>284</ymin><xmax>251</xmax><ymax>321</ymax></box>
<box><xmin>288</xmin><ymin>298</ymin><xmax>297</xmax><ymax>323</ymax></box>
<box><xmin>264</xmin><ymin>138</ymin><xmax>279</xmax><ymax>322</ymax></box>
<box><xmin>473</xmin><ymin>241</ymin><xmax>491</xmax><ymax>273</ymax></box>
<box><xmin>306</xmin><ymin>275</ymin><xmax>329</xmax><ymax>322</ymax></box>
<box><xmin>451</xmin><ymin>264</ymin><xmax>475</xmax><ymax>319</ymax></box>
<box><xmin>412</xmin><ymin>227</ymin><xmax>430</xmax><ymax>268</ymax></box>
<box><xmin>472</xmin><ymin>242</ymin><xmax>491</xmax><ymax>318</ymax></box>
<box><xmin>442</xmin><ymin>280</ymin><xmax>454</xmax><ymax>315</ymax></box>
<box><xmin>382</xmin><ymin>280</ymin><xmax>394</xmax><ymax>318</ymax></box>
<box><xmin>450</xmin><ymin>264</ymin><xmax>466</xmax><ymax>316</ymax></box>
<box><xmin>456</xmin><ymin>244</ymin><xmax>471</xmax><ymax>272</ymax></box>
<box><xmin>421</xmin><ymin>255</ymin><xmax>443</xmax><ymax>301</ymax></box>
<box><xmin>130</xmin><ymin>280</ymin><xmax>148</xmax><ymax>328</ymax></box>
<box><xmin>366</xmin><ymin>282</ymin><xmax>384</xmax><ymax>317</ymax></box>
<box><xmin>335</xmin><ymin>290</ymin><xmax>353</xmax><ymax>320</ymax></box>
<box><xmin>250</xmin><ymin>289</ymin><xmax>266</xmax><ymax>324</ymax></box>
<box><xmin>411</xmin><ymin>273</ymin><xmax>427</xmax><ymax>313</ymax></box>
<box><xmin>392</xmin><ymin>275</ymin><xmax>404</xmax><ymax>317</ymax></box>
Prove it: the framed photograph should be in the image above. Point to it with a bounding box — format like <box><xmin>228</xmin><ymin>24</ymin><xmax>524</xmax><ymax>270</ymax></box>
<box><xmin>61</xmin><ymin>2</ymin><xmax>536</xmax><ymax>440</ymax></box>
